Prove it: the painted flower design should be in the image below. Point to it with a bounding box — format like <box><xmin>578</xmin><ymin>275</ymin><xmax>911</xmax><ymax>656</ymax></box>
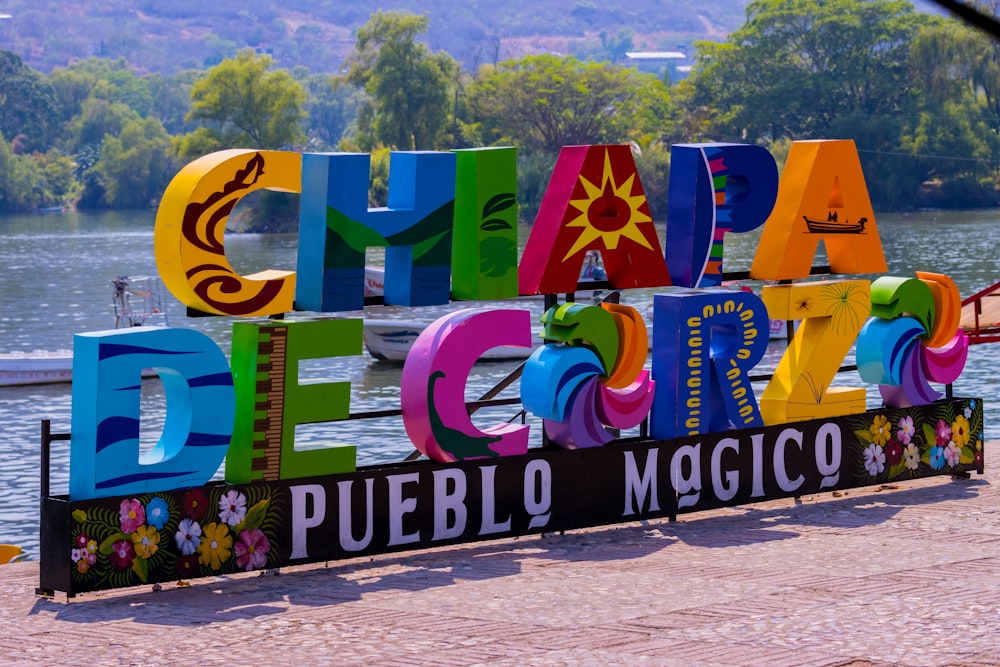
<box><xmin>929</xmin><ymin>445</ymin><xmax>946</xmax><ymax>470</ymax></box>
<box><xmin>175</xmin><ymin>518</ymin><xmax>202</xmax><ymax>556</ymax></box>
<box><xmin>71</xmin><ymin>548</ymin><xmax>84</xmax><ymax>563</ymax></box>
<box><xmin>177</xmin><ymin>554</ymin><xmax>199</xmax><ymax>579</ymax></box>
<box><xmin>896</xmin><ymin>416</ymin><xmax>914</xmax><ymax>445</ymax></box>
<box><xmin>885</xmin><ymin>439</ymin><xmax>903</xmax><ymax>467</ymax></box>
<box><xmin>75</xmin><ymin>532</ymin><xmax>89</xmax><ymax>549</ymax></box>
<box><xmin>903</xmin><ymin>443</ymin><xmax>920</xmax><ymax>470</ymax></box>
<box><xmin>86</xmin><ymin>539</ymin><xmax>97</xmax><ymax>555</ymax></box>
<box><xmin>145</xmin><ymin>497</ymin><xmax>170</xmax><ymax>531</ymax></box>
<box><xmin>870</xmin><ymin>415</ymin><xmax>890</xmax><ymax>446</ymax></box>
<box><xmin>76</xmin><ymin>559</ymin><xmax>91</xmax><ymax>574</ymax></box>
<box><xmin>218</xmin><ymin>490</ymin><xmax>248</xmax><ymax>527</ymax></box>
<box><xmin>197</xmin><ymin>522</ymin><xmax>233</xmax><ymax>571</ymax></box>
<box><xmin>934</xmin><ymin>419</ymin><xmax>952</xmax><ymax>447</ymax></box>
<box><xmin>863</xmin><ymin>443</ymin><xmax>886</xmax><ymax>476</ymax></box>
<box><xmin>951</xmin><ymin>415</ymin><xmax>970</xmax><ymax>448</ymax></box>
<box><xmin>119</xmin><ymin>498</ymin><xmax>146</xmax><ymax>533</ymax></box>
<box><xmin>235</xmin><ymin>528</ymin><xmax>271</xmax><ymax>572</ymax></box>
<box><xmin>109</xmin><ymin>539</ymin><xmax>135</xmax><ymax>572</ymax></box>
<box><xmin>944</xmin><ymin>441</ymin><xmax>961</xmax><ymax>468</ymax></box>
<box><xmin>132</xmin><ymin>525</ymin><xmax>160</xmax><ymax>560</ymax></box>
<box><xmin>183</xmin><ymin>489</ymin><xmax>209</xmax><ymax>521</ymax></box>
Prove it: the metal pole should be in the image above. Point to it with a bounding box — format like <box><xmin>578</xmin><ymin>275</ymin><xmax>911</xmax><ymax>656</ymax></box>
<box><xmin>40</xmin><ymin>419</ymin><xmax>51</xmax><ymax>498</ymax></box>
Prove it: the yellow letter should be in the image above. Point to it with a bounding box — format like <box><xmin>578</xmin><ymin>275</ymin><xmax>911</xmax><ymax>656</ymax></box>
<box><xmin>760</xmin><ymin>279</ymin><xmax>870</xmax><ymax>423</ymax></box>
<box><xmin>155</xmin><ymin>149</ymin><xmax>301</xmax><ymax>316</ymax></box>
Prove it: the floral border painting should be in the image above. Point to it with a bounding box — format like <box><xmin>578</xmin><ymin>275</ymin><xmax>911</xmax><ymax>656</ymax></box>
<box><xmin>850</xmin><ymin>399</ymin><xmax>983</xmax><ymax>483</ymax></box>
<box><xmin>68</xmin><ymin>483</ymin><xmax>280</xmax><ymax>590</ymax></box>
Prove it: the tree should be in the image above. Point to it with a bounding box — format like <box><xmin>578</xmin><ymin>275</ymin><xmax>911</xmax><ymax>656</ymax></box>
<box><xmin>688</xmin><ymin>0</ymin><xmax>931</xmax><ymax>142</ymax></box>
<box><xmin>0</xmin><ymin>51</ymin><xmax>59</xmax><ymax>153</ymax></box>
<box><xmin>909</xmin><ymin>4</ymin><xmax>1000</xmax><ymax>136</ymax></box>
<box><xmin>67</xmin><ymin>98</ymin><xmax>141</xmax><ymax>153</ymax></box>
<box><xmin>468</xmin><ymin>54</ymin><xmax>675</xmax><ymax>153</ymax></box>
<box><xmin>185</xmin><ymin>50</ymin><xmax>306</xmax><ymax>150</ymax></box>
<box><xmin>35</xmin><ymin>149</ymin><xmax>80</xmax><ymax>206</ymax></box>
<box><xmin>345</xmin><ymin>11</ymin><xmax>456</xmax><ymax>150</ymax></box>
<box><xmin>0</xmin><ymin>132</ymin><xmax>49</xmax><ymax>211</ymax></box>
<box><xmin>300</xmin><ymin>73</ymin><xmax>365</xmax><ymax>150</ymax></box>
<box><xmin>94</xmin><ymin>116</ymin><xmax>173</xmax><ymax>208</ymax></box>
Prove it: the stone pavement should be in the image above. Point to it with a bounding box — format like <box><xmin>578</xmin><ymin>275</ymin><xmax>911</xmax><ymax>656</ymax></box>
<box><xmin>2</xmin><ymin>446</ymin><xmax>1000</xmax><ymax>667</ymax></box>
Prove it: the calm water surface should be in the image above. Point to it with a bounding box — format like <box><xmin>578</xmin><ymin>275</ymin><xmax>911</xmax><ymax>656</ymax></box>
<box><xmin>1</xmin><ymin>208</ymin><xmax>998</xmax><ymax>557</ymax></box>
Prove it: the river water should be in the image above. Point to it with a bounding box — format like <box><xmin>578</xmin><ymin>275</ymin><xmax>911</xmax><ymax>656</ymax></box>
<box><xmin>1</xmin><ymin>207</ymin><xmax>998</xmax><ymax>557</ymax></box>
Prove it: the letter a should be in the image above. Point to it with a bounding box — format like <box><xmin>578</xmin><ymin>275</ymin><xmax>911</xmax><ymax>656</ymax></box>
<box><xmin>750</xmin><ymin>140</ymin><xmax>887</xmax><ymax>280</ymax></box>
<box><xmin>519</xmin><ymin>145</ymin><xmax>670</xmax><ymax>294</ymax></box>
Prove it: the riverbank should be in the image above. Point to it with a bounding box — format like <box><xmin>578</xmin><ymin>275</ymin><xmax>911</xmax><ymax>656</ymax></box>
<box><xmin>3</xmin><ymin>442</ymin><xmax>998</xmax><ymax>666</ymax></box>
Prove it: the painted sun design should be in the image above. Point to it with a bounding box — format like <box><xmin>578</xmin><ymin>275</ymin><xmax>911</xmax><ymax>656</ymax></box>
<box><xmin>562</xmin><ymin>149</ymin><xmax>654</xmax><ymax>261</ymax></box>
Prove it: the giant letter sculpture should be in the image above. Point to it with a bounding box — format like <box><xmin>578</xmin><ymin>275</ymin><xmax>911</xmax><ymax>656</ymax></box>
<box><xmin>155</xmin><ymin>150</ymin><xmax>300</xmax><ymax>316</ymax></box>
<box><xmin>401</xmin><ymin>309</ymin><xmax>532</xmax><ymax>462</ymax></box>
<box><xmin>297</xmin><ymin>151</ymin><xmax>456</xmax><ymax>311</ymax></box>
<box><xmin>227</xmin><ymin>319</ymin><xmax>359</xmax><ymax>483</ymax></box>
<box><xmin>666</xmin><ymin>143</ymin><xmax>778</xmax><ymax>287</ymax></box>
<box><xmin>70</xmin><ymin>327</ymin><xmax>234</xmax><ymax>500</ymax></box>
<box><xmin>519</xmin><ymin>145</ymin><xmax>670</xmax><ymax>294</ymax></box>
<box><xmin>750</xmin><ymin>140</ymin><xmax>887</xmax><ymax>280</ymax></box>
<box><xmin>651</xmin><ymin>290</ymin><xmax>769</xmax><ymax>439</ymax></box>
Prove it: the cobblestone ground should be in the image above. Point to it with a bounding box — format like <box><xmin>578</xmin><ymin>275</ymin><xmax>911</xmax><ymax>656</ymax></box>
<box><xmin>2</xmin><ymin>445</ymin><xmax>999</xmax><ymax>666</ymax></box>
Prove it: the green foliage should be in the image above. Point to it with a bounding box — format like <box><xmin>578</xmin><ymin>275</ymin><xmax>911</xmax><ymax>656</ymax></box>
<box><xmin>94</xmin><ymin>116</ymin><xmax>173</xmax><ymax>208</ymax></box>
<box><xmin>0</xmin><ymin>51</ymin><xmax>59</xmax><ymax>152</ymax></box>
<box><xmin>185</xmin><ymin>50</ymin><xmax>306</xmax><ymax>150</ymax></box>
<box><xmin>689</xmin><ymin>0</ymin><xmax>930</xmax><ymax>141</ymax></box>
<box><xmin>171</xmin><ymin>127</ymin><xmax>225</xmax><ymax>163</ymax></box>
<box><xmin>469</xmin><ymin>55</ymin><xmax>675</xmax><ymax>153</ymax></box>
<box><xmin>35</xmin><ymin>148</ymin><xmax>80</xmax><ymax>205</ymax></box>
<box><xmin>515</xmin><ymin>151</ymin><xmax>558</xmax><ymax>224</ymax></box>
<box><xmin>301</xmin><ymin>74</ymin><xmax>366</xmax><ymax>150</ymax></box>
<box><xmin>368</xmin><ymin>146</ymin><xmax>391</xmax><ymax>207</ymax></box>
<box><xmin>687</xmin><ymin>0</ymin><xmax>1000</xmax><ymax>210</ymax></box>
<box><xmin>67</xmin><ymin>98</ymin><xmax>140</xmax><ymax>153</ymax></box>
<box><xmin>346</xmin><ymin>11</ymin><xmax>457</xmax><ymax>150</ymax></box>
<box><xmin>5</xmin><ymin>3</ymin><xmax>1000</xmax><ymax>215</ymax></box>
<box><xmin>633</xmin><ymin>142</ymin><xmax>671</xmax><ymax>222</ymax></box>
<box><xmin>0</xmin><ymin>132</ymin><xmax>48</xmax><ymax>211</ymax></box>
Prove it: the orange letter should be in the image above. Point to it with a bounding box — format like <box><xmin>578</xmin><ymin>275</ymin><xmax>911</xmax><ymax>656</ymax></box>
<box><xmin>750</xmin><ymin>140</ymin><xmax>887</xmax><ymax>280</ymax></box>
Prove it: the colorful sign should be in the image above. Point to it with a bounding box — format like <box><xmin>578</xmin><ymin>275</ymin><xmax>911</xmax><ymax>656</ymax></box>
<box><xmin>38</xmin><ymin>140</ymin><xmax>983</xmax><ymax>597</ymax></box>
<box><xmin>42</xmin><ymin>399</ymin><xmax>983</xmax><ymax>595</ymax></box>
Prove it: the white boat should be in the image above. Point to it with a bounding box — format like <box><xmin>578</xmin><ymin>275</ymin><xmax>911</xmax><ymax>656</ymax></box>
<box><xmin>361</xmin><ymin>254</ymin><xmax>608</xmax><ymax>362</ymax></box>
<box><xmin>363</xmin><ymin>319</ymin><xmax>541</xmax><ymax>362</ymax></box>
<box><xmin>361</xmin><ymin>265</ymin><xmax>606</xmax><ymax>304</ymax></box>
<box><xmin>0</xmin><ymin>276</ymin><xmax>168</xmax><ymax>387</ymax></box>
<box><xmin>0</xmin><ymin>350</ymin><xmax>74</xmax><ymax>386</ymax></box>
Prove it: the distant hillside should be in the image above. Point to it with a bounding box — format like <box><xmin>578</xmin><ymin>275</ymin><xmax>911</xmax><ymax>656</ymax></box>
<box><xmin>0</xmin><ymin>0</ymin><xmax>955</xmax><ymax>75</ymax></box>
<box><xmin>0</xmin><ymin>0</ymin><xmax>752</xmax><ymax>73</ymax></box>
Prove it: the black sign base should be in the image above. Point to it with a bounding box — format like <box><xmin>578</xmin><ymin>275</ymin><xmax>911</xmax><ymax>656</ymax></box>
<box><xmin>38</xmin><ymin>397</ymin><xmax>984</xmax><ymax>597</ymax></box>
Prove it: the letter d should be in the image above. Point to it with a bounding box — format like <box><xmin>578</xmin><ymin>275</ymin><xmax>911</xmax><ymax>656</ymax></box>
<box><xmin>69</xmin><ymin>326</ymin><xmax>234</xmax><ymax>500</ymax></box>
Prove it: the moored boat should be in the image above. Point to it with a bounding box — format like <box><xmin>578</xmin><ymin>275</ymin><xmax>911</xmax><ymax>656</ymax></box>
<box><xmin>0</xmin><ymin>276</ymin><xmax>168</xmax><ymax>387</ymax></box>
<box><xmin>363</xmin><ymin>319</ymin><xmax>540</xmax><ymax>362</ymax></box>
<box><xmin>0</xmin><ymin>350</ymin><xmax>73</xmax><ymax>386</ymax></box>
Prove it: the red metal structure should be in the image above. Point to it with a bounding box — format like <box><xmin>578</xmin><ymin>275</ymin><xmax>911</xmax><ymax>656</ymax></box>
<box><xmin>960</xmin><ymin>279</ymin><xmax>1000</xmax><ymax>344</ymax></box>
